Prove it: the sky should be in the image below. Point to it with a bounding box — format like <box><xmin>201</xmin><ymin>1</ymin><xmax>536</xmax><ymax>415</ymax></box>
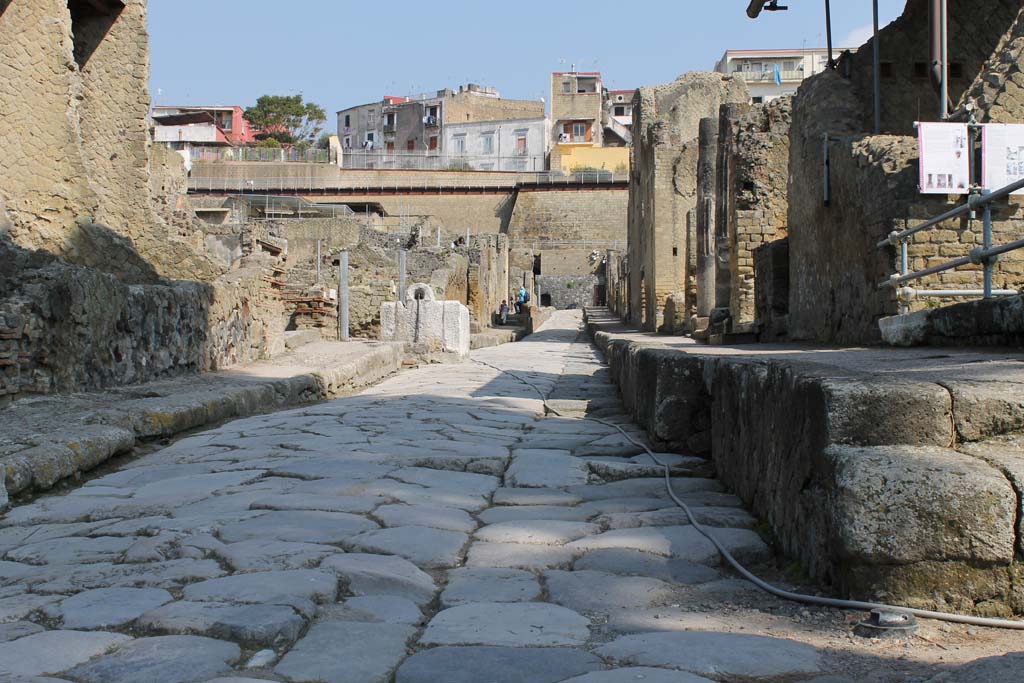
<box><xmin>148</xmin><ymin>0</ymin><xmax>905</xmax><ymax>126</ymax></box>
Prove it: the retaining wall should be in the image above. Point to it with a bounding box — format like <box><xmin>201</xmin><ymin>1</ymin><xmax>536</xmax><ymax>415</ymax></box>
<box><xmin>586</xmin><ymin>309</ymin><xmax>1024</xmax><ymax>615</ymax></box>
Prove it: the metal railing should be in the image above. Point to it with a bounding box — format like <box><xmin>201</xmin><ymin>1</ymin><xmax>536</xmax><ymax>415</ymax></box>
<box><xmin>187</xmin><ymin>170</ymin><xmax>628</xmax><ymax>193</ymax></box>
<box><xmin>339</xmin><ymin>150</ymin><xmax>546</xmax><ymax>172</ymax></box>
<box><xmin>733</xmin><ymin>69</ymin><xmax>806</xmax><ymax>82</ymax></box>
<box><xmin>190</xmin><ymin>146</ymin><xmax>331</xmax><ymax>163</ymax></box>
<box><xmin>877</xmin><ymin>176</ymin><xmax>1024</xmax><ymax>312</ymax></box>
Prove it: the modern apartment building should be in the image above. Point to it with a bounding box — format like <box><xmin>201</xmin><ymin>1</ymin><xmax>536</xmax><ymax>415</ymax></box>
<box><xmin>151</xmin><ymin>105</ymin><xmax>259</xmax><ymax>147</ymax></box>
<box><xmin>549</xmin><ymin>72</ymin><xmax>633</xmax><ymax>173</ymax></box>
<box><xmin>337</xmin><ymin>85</ymin><xmax>545</xmax><ymax>157</ymax></box>
<box><xmin>442</xmin><ymin>117</ymin><xmax>548</xmax><ymax>171</ymax></box>
<box><xmin>713</xmin><ymin>48</ymin><xmax>855</xmax><ymax>103</ymax></box>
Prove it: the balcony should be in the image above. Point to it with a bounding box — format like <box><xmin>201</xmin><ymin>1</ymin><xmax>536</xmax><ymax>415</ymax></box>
<box><xmin>733</xmin><ymin>69</ymin><xmax>805</xmax><ymax>83</ymax></box>
<box><xmin>383</xmin><ymin>124</ymin><xmax>396</xmax><ymax>134</ymax></box>
<box><xmin>424</xmin><ymin>115</ymin><xmax>440</xmax><ymax>128</ymax></box>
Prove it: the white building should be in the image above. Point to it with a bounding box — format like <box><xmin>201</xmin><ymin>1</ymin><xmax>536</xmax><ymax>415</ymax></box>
<box><xmin>714</xmin><ymin>48</ymin><xmax>856</xmax><ymax>103</ymax></box>
<box><xmin>442</xmin><ymin>117</ymin><xmax>548</xmax><ymax>172</ymax></box>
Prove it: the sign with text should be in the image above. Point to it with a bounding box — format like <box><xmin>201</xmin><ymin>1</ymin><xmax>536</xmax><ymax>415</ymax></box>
<box><xmin>981</xmin><ymin>123</ymin><xmax>1024</xmax><ymax>194</ymax></box>
<box><xmin>917</xmin><ymin>122</ymin><xmax>970</xmax><ymax>195</ymax></box>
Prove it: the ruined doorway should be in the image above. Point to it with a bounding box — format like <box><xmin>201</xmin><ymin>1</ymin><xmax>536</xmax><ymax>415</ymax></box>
<box><xmin>540</xmin><ymin>293</ymin><xmax>552</xmax><ymax>307</ymax></box>
<box><xmin>68</xmin><ymin>0</ymin><xmax>125</xmax><ymax>69</ymax></box>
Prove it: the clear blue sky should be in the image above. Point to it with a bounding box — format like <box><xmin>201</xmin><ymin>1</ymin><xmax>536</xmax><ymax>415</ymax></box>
<box><xmin>148</xmin><ymin>0</ymin><xmax>905</xmax><ymax>126</ymax></box>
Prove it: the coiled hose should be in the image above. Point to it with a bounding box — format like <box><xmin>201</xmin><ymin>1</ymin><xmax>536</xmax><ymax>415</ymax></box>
<box><xmin>473</xmin><ymin>349</ymin><xmax>1024</xmax><ymax>631</ymax></box>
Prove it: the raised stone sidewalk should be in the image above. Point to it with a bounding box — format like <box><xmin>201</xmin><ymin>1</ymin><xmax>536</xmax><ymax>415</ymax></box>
<box><xmin>585</xmin><ymin>307</ymin><xmax>1024</xmax><ymax>615</ymax></box>
<box><xmin>0</xmin><ymin>339</ymin><xmax>404</xmax><ymax>511</ymax></box>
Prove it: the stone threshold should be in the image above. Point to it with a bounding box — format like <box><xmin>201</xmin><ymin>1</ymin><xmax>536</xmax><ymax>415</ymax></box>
<box><xmin>584</xmin><ymin>307</ymin><xmax>1024</xmax><ymax>615</ymax></box>
<box><xmin>0</xmin><ymin>341</ymin><xmax>405</xmax><ymax>512</ymax></box>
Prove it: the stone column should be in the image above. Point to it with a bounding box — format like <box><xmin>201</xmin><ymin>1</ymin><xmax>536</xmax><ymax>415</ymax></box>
<box><xmin>714</xmin><ymin>102</ymin><xmax>748</xmax><ymax>313</ymax></box>
<box><xmin>696</xmin><ymin>117</ymin><xmax>718</xmax><ymax>318</ymax></box>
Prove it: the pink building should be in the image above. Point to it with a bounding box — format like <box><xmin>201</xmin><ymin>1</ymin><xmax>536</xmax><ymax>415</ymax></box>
<box><xmin>151</xmin><ymin>105</ymin><xmax>259</xmax><ymax>146</ymax></box>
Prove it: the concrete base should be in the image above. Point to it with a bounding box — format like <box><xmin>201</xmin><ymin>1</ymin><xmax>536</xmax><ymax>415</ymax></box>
<box><xmin>879</xmin><ymin>294</ymin><xmax>1024</xmax><ymax>347</ymax></box>
<box><xmin>585</xmin><ymin>307</ymin><xmax>1024</xmax><ymax>614</ymax></box>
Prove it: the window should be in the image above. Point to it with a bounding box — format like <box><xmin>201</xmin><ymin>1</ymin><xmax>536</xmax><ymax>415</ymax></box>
<box><xmin>366</xmin><ymin>132</ymin><xmax>375</xmax><ymax>143</ymax></box>
<box><xmin>751</xmin><ymin>96</ymin><xmax>764</xmax><ymax>104</ymax></box>
<box><xmin>514</xmin><ymin>130</ymin><xmax>528</xmax><ymax>156</ymax></box>
<box><xmin>429</xmin><ymin>136</ymin><xmax>438</xmax><ymax>151</ymax></box>
<box><xmin>572</xmin><ymin>122</ymin><xmax>586</xmax><ymax>142</ymax></box>
<box><xmin>879</xmin><ymin>62</ymin><xmax>894</xmax><ymax>79</ymax></box>
<box><xmin>214</xmin><ymin>111</ymin><xmax>232</xmax><ymax>131</ymax></box>
<box><xmin>562</xmin><ymin>81</ymin><xmax>571</xmax><ymax>93</ymax></box>
<box><xmin>343</xmin><ymin>136</ymin><xmax>352</xmax><ymax>149</ymax></box>
<box><xmin>614</xmin><ymin>105</ymin><xmax>626</xmax><ymax>117</ymax></box>
<box><xmin>385</xmin><ymin>142</ymin><xmax>395</xmax><ymax>151</ymax></box>
<box><xmin>384</xmin><ymin>112</ymin><xmax>396</xmax><ymax>127</ymax></box>
<box><xmin>482</xmin><ymin>133</ymin><xmax>494</xmax><ymax>155</ymax></box>
<box><xmin>344</xmin><ymin>114</ymin><xmax>351</xmax><ymax>128</ymax></box>
<box><xmin>68</xmin><ymin>0</ymin><xmax>125</xmax><ymax>69</ymax></box>
<box><xmin>452</xmin><ymin>135</ymin><xmax>466</xmax><ymax>154</ymax></box>
<box><xmin>407</xmin><ymin>140</ymin><xmax>415</xmax><ymax>151</ymax></box>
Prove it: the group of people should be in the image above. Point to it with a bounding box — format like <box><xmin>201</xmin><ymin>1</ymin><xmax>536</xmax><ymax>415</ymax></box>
<box><xmin>498</xmin><ymin>286</ymin><xmax>530</xmax><ymax>325</ymax></box>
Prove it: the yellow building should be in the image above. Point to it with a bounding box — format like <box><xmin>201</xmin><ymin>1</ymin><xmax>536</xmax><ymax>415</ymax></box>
<box><xmin>554</xmin><ymin>144</ymin><xmax>630</xmax><ymax>174</ymax></box>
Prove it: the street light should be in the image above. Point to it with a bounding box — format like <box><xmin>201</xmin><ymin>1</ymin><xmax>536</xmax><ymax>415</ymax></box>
<box><xmin>746</xmin><ymin>0</ymin><xmax>788</xmax><ymax>19</ymax></box>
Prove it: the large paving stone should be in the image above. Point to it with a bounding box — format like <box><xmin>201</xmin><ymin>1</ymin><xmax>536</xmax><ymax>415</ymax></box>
<box><xmin>491</xmin><ymin>488</ymin><xmax>582</xmax><ymax>506</ymax></box>
<box><xmin>6</xmin><ymin>536</ymin><xmax>135</xmax><ymax>565</ymax></box>
<box><xmin>48</xmin><ymin>587</ymin><xmax>173</xmax><ymax>629</ymax></box>
<box><xmin>421</xmin><ymin>602</ymin><xmax>590</xmax><ymax>647</ymax></box>
<box><xmin>475</xmin><ymin>520</ymin><xmax>600</xmax><ymax>545</ymax></box>
<box><xmin>569</xmin><ymin>478</ymin><xmax>723</xmax><ymax>500</ymax></box>
<box><xmin>182</xmin><ymin>570</ymin><xmax>338</xmax><ymax>607</ymax></box>
<box><xmin>440</xmin><ymin>568</ymin><xmax>541</xmax><ymax>607</ymax></box>
<box><xmin>250</xmin><ymin>494</ymin><xmax>381</xmax><ymax>514</ymax></box>
<box><xmin>389</xmin><ymin>467</ymin><xmax>500</xmax><ymax>495</ymax></box>
<box><xmin>217</xmin><ymin>510</ymin><xmax>378</xmax><ymax>544</ymax></box>
<box><xmin>595</xmin><ymin>631</ymin><xmax>823</xmax><ymax>680</ymax></box>
<box><xmin>395</xmin><ymin>646</ymin><xmax>603</xmax><ymax>683</ymax></box>
<box><xmin>465</xmin><ymin>542</ymin><xmax>576</xmax><ymax>570</ymax></box>
<box><xmin>597</xmin><ymin>506</ymin><xmax>758</xmax><ymax>530</ymax></box>
<box><xmin>348</xmin><ymin>480</ymin><xmax>489</xmax><ymax>512</ymax></box>
<box><xmin>274</xmin><ymin>621</ymin><xmax>415</xmax><ymax>683</ymax></box>
<box><xmin>573</xmin><ymin>549</ymin><xmax>720</xmax><ymax>584</ymax></box>
<box><xmin>347</xmin><ymin>526</ymin><xmax>468</xmax><ymax>568</ymax></box>
<box><xmin>566</xmin><ymin>526</ymin><xmax>769</xmax><ymax>566</ymax></box>
<box><xmin>544</xmin><ymin>570</ymin><xmax>676</xmax><ymax>612</ymax></box>
<box><xmin>562</xmin><ymin>669</ymin><xmax>714</xmax><ymax>683</ymax></box>
<box><xmin>137</xmin><ymin>600</ymin><xmax>305</xmax><ymax>647</ymax></box>
<box><xmin>320</xmin><ymin>553</ymin><xmax>437</xmax><ymax>605</ymax></box>
<box><xmin>477</xmin><ymin>505</ymin><xmax>592</xmax><ymax>524</ymax></box>
<box><xmin>0</xmin><ymin>620</ymin><xmax>44</xmax><ymax>643</ymax></box>
<box><xmin>0</xmin><ymin>630</ymin><xmax>131</xmax><ymax>678</ymax></box>
<box><xmin>66</xmin><ymin>635</ymin><xmax>240</xmax><ymax>683</ymax></box>
<box><xmin>325</xmin><ymin>595</ymin><xmax>423</xmax><ymax>624</ymax></box>
<box><xmin>505</xmin><ymin>452</ymin><xmax>590</xmax><ymax>488</ymax></box>
<box><xmin>374</xmin><ymin>504</ymin><xmax>477</xmax><ymax>532</ymax></box>
<box><xmin>213</xmin><ymin>540</ymin><xmax>340</xmax><ymax>572</ymax></box>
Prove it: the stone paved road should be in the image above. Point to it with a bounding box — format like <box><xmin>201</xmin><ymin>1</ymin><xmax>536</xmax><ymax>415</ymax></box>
<box><xmin>0</xmin><ymin>312</ymin><xmax>1016</xmax><ymax>682</ymax></box>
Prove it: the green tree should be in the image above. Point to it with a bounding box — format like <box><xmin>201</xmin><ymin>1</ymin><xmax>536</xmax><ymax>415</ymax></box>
<box><xmin>244</xmin><ymin>94</ymin><xmax>326</xmax><ymax>145</ymax></box>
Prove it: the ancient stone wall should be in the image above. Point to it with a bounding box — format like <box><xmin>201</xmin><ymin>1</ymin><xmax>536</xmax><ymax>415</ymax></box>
<box><xmin>724</xmin><ymin>99</ymin><xmax>792</xmax><ymax>326</ymax></box>
<box><xmin>627</xmin><ymin>73</ymin><xmax>748</xmax><ymax>331</ymax></box>
<box><xmin>842</xmin><ymin>0</ymin><xmax>1019</xmax><ymax>135</ymax></box>
<box><xmin>787</xmin><ymin>6</ymin><xmax>1024</xmax><ymax>344</ymax></box>
<box><xmin>538</xmin><ymin>275</ymin><xmax>599</xmax><ymax>310</ymax></box>
<box><xmin>506</xmin><ymin>189</ymin><xmax>628</xmax><ymax>245</ymax></box>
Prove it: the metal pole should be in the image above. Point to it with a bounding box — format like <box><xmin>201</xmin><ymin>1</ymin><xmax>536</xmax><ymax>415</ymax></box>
<box><xmin>437</xmin><ymin>226</ymin><xmax>441</xmax><ymax>248</ymax></box>
<box><xmin>338</xmin><ymin>250</ymin><xmax>349</xmax><ymax>341</ymax></box>
<box><xmin>398</xmin><ymin>249</ymin><xmax>407</xmax><ymax>304</ymax></box>
<box><xmin>983</xmin><ymin>205</ymin><xmax>993</xmax><ymax>298</ymax></box>
<box><xmin>900</xmin><ymin>240</ymin><xmax>909</xmax><ymax>314</ymax></box>
<box><xmin>824</xmin><ymin>0</ymin><xmax>835</xmax><ymax>68</ymax></box>
<box><xmin>940</xmin><ymin>0</ymin><xmax>949</xmax><ymax>119</ymax></box>
<box><xmin>316</xmin><ymin>239</ymin><xmax>321</xmax><ymax>283</ymax></box>
<box><xmin>872</xmin><ymin>0</ymin><xmax>881</xmax><ymax>134</ymax></box>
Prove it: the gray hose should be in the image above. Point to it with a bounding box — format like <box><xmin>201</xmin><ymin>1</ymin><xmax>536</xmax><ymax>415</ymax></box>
<box><xmin>473</xmin><ymin>353</ymin><xmax>1024</xmax><ymax>630</ymax></box>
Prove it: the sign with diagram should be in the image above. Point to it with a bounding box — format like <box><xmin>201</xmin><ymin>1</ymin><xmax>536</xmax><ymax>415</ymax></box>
<box><xmin>981</xmin><ymin>123</ymin><xmax>1024</xmax><ymax>194</ymax></box>
<box><xmin>917</xmin><ymin>122</ymin><xmax>970</xmax><ymax>195</ymax></box>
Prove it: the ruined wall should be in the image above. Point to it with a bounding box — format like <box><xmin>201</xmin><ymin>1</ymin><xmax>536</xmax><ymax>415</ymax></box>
<box><xmin>726</xmin><ymin>99</ymin><xmax>792</xmax><ymax>326</ymax></box>
<box><xmin>627</xmin><ymin>73</ymin><xmax>748</xmax><ymax>331</ymax></box>
<box><xmin>844</xmin><ymin>0</ymin><xmax>1019</xmax><ymax>135</ymax></box>
<box><xmin>467</xmin><ymin>234</ymin><xmax>510</xmax><ymax>328</ymax></box>
<box><xmin>787</xmin><ymin>5</ymin><xmax>1024</xmax><ymax>344</ymax></box>
<box><xmin>505</xmin><ymin>189</ymin><xmax>628</xmax><ymax>245</ymax></box>
<box><xmin>0</xmin><ymin>0</ymin><xmax>284</xmax><ymax>405</ymax></box>
<box><xmin>538</xmin><ymin>275</ymin><xmax>599</xmax><ymax>310</ymax></box>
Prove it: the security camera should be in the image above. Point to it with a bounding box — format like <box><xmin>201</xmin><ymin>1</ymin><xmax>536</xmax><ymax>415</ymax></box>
<box><xmin>747</xmin><ymin>0</ymin><xmax>788</xmax><ymax>19</ymax></box>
